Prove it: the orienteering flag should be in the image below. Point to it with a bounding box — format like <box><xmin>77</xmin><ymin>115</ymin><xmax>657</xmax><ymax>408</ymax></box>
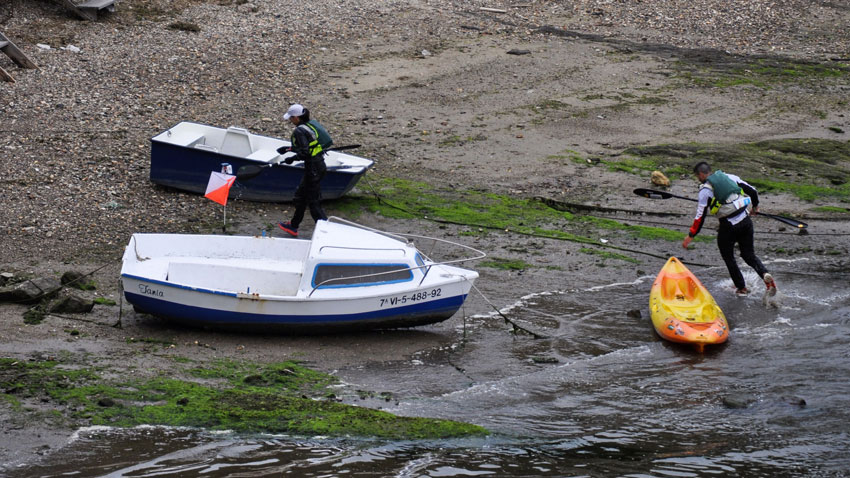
<box><xmin>204</xmin><ymin>171</ymin><xmax>236</xmax><ymax>206</ymax></box>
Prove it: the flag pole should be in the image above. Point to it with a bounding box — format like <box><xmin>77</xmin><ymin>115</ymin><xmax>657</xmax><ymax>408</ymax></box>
<box><xmin>223</xmin><ymin>204</ymin><xmax>227</xmax><ymax>232</ymax></box>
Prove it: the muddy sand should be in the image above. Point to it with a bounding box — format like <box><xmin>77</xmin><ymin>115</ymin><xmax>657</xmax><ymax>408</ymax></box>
<box><xmin>1</xmin><ymin>0</ymin><xmax>849</xmax><ymax>470</ymax></box>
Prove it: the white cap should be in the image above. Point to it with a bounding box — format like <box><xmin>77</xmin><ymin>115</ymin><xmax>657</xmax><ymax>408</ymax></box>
<box><xmin>283</xmin><ymin>104</ymin><xmax>305</xmax><ymax>120</ymax></box>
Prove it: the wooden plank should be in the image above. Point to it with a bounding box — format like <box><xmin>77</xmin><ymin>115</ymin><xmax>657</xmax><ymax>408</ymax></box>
<box><xmin>0</xmin><ymin>33</ymin><xmax>38</xmax><ymax>69</ymax></box>
<box><xmin>0</xmin><ymin>64</ymin><xmax>14</xmax><ymax>83</ymax></box>
<box><xmin>58</xmin><ymin>0</ymin><xmax>97</xmax><ymax>20</ymax></box>
<box><xmin>78</xmin><ymin>0</ymin><xmax>114</xmax><ymax>9</ymax></box>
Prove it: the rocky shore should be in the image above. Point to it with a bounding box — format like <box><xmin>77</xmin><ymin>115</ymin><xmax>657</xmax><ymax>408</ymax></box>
<box><xmin>2</xmin><ymin>0</ymin><xmax>849</xmax><ymax>471</ymax></box>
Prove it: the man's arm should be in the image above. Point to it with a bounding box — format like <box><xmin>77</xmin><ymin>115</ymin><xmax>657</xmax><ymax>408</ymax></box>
<box><xmin>682</xmin><ymin>188</ymin><xmax>712</xmax><ymax>248</ymax></box>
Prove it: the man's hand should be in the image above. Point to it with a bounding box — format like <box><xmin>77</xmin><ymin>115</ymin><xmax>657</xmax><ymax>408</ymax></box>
<box><xmin>752</xmin><ymin>206</ymin><xmax>759</xmax><ymax>215</ymax></box>
<box><xmin>682</xmin><ymin>236</ymin><xmax>693</xmax><ymax>249</ymax></box>
<box><xmin>276</xmin><ymin>146</ymin><xmax>291</xmax><ymax>155</ymax></box>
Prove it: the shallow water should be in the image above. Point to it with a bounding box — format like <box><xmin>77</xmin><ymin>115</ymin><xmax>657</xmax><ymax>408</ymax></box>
<box><xmin>11</xmin><ymin>261</ymin><xmax>850</xmax><ymax>477</ymax></box>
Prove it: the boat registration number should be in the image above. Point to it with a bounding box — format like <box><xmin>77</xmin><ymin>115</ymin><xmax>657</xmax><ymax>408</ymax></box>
<box><xmin>379</xmin><ymin>288</ymin><xmax>441</xmax><ymax>307</ymax></box>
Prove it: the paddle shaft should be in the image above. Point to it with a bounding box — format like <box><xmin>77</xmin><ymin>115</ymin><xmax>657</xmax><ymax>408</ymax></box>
<box><xmin>633</xmin><ymin>188</ymin><xmax>807</xmax><ymax>229</ymax></box>
<box><xmin>236</xmin><ymin>144</ymin><xmax>363</xmax><ymax>181</ymax></box>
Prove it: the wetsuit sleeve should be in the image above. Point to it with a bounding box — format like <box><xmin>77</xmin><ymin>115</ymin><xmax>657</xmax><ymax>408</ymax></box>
<box><xmin>289</xmin><ymin>125</ymin><xmax>312</xmax><ymax>164</ymax></box>
<box><xmin>688</xmin><ymin>188</ymin><xmax>712</xmax><ymax>238</ymax></box>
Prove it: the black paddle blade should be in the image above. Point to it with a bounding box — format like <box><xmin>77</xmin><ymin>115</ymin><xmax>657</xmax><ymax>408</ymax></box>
<box><xmin>760</xmin><ymin>213</ymin><xmax>807</xmax><ymax>229</ymax></box>
<box><xmin>236</xmin><ymin>164</ymin><xmax>265</xmax><ymax>181</ymax></box>
<box><xmin>634</xmin><ymin>187</ymin><xmax>809</xmax><ymax>229</ymax></box>
<box><xmin>633</xmin><ymin>188</ymin><xmax>673</xmax><ymax>200</ymax></box>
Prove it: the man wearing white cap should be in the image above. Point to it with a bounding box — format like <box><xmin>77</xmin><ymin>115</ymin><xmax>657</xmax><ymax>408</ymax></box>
<box><xmin>277</xmin><ymin>104</ymin><xmax>333</xmax><ymax>237</ymax></box>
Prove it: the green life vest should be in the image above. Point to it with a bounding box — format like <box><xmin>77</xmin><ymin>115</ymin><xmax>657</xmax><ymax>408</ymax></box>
<box><xmin>308</xmin><ymin>119</ymin><xmax>333</xmax><ymax>150</ymax></box>
<box><xmin>292</xmin><ymin>123</ymin><xmax>323</xmax><ymax>157</ymax></box>
<box><xmin>703</xmin><ymin>170</ymin><xmax>750</xmax><ymax>216</ymax></box>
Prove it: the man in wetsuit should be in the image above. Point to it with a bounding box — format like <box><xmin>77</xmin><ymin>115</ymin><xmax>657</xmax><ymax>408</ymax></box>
<box><xmin>681</xmin><ymin>161</ymin><xmax>777</xmax><ymax>297</ymax></box>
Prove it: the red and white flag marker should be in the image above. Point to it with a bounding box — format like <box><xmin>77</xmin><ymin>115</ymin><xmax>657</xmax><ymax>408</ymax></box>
<box><xmin>204</xmin><ymin>171</ymin><xmax>236</xmax><ymax>230</ymax></box>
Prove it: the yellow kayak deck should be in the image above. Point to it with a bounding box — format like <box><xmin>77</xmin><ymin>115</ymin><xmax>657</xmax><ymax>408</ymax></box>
<box><xmin>649</xmin><ymin>257</ymin><xmax>728</xmax><ymax>350</ymax></box>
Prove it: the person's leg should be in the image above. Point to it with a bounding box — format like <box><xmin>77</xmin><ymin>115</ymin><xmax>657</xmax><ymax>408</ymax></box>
<box><xmin>717</xmin><ymin>221</ymin><xmax>746</xmax><ymax>290</ymax></box>
<box><xmin>736</xmin><ymin>217</ymin><xmax>768</xmax><ymax>278</ymax></box>
<box><xmin>306</xmin><ymin>168</ymin><xmax>327</xmax><ymax>223</ymax></box>
<box><xmin>280</xmin><ymin>180</ymin><xmax>306</xmax><ymax>236</ymax></box>
<box><xmin>289</xmin><ymin>181</ymin><xmax>307</xmax><ymax>229</ymax></box>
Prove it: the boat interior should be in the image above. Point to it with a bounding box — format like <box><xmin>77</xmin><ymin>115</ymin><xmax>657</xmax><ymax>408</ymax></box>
<box><xmin>152</xmin><ymin>122</ymin><xmax>367</xmax><ymax>168</ymax></box>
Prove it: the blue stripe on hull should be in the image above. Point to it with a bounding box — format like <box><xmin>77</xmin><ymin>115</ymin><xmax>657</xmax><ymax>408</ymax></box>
<box><xmin>149</xmin><ymin>142</ymin><xmax>364</xmax><ymax>202</ymax></box>
<box><xmin>125</xmin><ymin>292</ymin><xmax>467</xmax><ymax>332</ymax></box>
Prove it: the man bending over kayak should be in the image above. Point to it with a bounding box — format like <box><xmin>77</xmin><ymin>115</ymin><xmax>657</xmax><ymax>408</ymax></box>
<box><xmin>681</xmin><ymin>161</ymin><xmax>778</xmax><ymax>297</ymax></box>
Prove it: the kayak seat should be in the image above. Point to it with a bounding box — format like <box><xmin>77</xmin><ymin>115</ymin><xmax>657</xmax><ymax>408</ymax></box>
<box><xmin>661</xmin><ymin>277</ymin><xmax>701</xmax><ymax>302</ymax></box>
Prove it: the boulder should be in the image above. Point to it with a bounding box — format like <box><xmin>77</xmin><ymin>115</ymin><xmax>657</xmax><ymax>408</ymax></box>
<box><xmin>61</xmin><ymin>271</ymin><xmax>96</xmax><ymax>290</ymax></box>
<box><xmin>0</xmin><ymin>278</ymin><xmax>62</xmax><ymax>304</ymax></box>
<box><xmin>49</xmin><ymin>294</ymin><xmax>95</xmax><ymax>314</ymax></box>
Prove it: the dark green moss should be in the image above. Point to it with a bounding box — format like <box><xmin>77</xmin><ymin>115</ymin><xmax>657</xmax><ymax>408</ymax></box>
<box><xmin>810</xmin><ymin>205</ymin><xmax>850</xmax><ymax>214</ymax></box>
<box><xmin>619</xmin><ymin>138</ymin><xmax>850</xmax><ymax>201</ymax></box>
<box><xmin>334</xmin><ymin>177</ymin><xmax>685</xmax><ymax>245</ymax></box>
<box><xmin>479</xmin><ymin>257</ymin><xmax>532</xmax><ymax>271</ymax></box>
<box><xmin>579</xmin><ymin>247</ymin><xmax>641</xmax><ymax>264</ymax></box>
<box><xmin>676</xmin><ymin>57</ymin><xmax>850</xmax><ymax>89</ymax></box>
<box><xmin>0</xmin><ymin>357</ymin><xmax>486</xmax><ymax>438</ymax></box>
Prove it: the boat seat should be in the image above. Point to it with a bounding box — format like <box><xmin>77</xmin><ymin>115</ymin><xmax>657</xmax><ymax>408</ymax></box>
<box><xmin>168</xmin><ymin>131</ymin><xmax>205</xmax><ymax>147</ymax></box>
<box><xmin>246</xmin><ymin>149</ymin><xmax>280</xmax><ymax>162</ymax></box>
<box><xmin>166</xmin><ymin>259</ymin><xmax>303</xmax><ymax>296</ymax></box>
<box><xmin>194</xmin><ymin>143</ymin><xmax>219</xmax><ymax>153</ymax></box>
<box><xmin>219</xmin><ymin>127</ymin><xmax>254</xmax><ymax>157</ymax></box>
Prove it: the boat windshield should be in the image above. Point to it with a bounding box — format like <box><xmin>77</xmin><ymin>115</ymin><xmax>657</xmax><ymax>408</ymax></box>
<box><xmin>312</xmin><ymin>263</ymin><xmax>413</xmax><ymax>289</ymax></box>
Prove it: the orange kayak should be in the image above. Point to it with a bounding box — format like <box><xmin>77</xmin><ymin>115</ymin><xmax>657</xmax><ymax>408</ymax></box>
<box><xmin>649</xmin><ymin>257</ymin><xmax>728</xmax><ymax>352</ymax></box>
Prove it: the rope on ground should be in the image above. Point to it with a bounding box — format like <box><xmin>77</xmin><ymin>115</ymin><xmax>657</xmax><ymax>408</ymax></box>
<box><xmin>469</xmin><ymin>282</ymin><xmax>548</xmax><ymax>339</ymax></box>
<box><xmin>14</xmin><ymin>262</ymin><xmax>115</xmax><ymax>307</ymax></box>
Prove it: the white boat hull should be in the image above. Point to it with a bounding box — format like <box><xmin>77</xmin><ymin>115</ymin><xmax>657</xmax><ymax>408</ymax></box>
<box><xmin>120</xmin><ymin>219</ymin><xmax>481</xmax><ymax>333</ymax></box>
<box><xmin>122</xmin><ymin>274</ymin><xmax>472</xmax><ymax>331</ymax></box>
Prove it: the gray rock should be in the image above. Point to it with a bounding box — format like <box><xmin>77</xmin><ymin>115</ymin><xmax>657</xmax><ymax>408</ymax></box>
<box><xmin>0</xmin><ymin>278</ymin><xmax>62</xmax><ymax>304</ymax></box>
<box><xmin>0</xmin><ymin>272</ymin><xmax>14</xmax><ymax>286</ymax></box>
<box><xmin>61</xmin><ymin>271</ymin><xmax>85</xmax><ymax>287</ymax></box>
<box><xmin>49</xmin><ymin>294</ymin><xmax>95</xmax><ymax>314</ymax></box>
<box><xmin>722</xmin><ymin>393</ymin><xmax>757</xmax><ymax>409</ymax></box>
<box><xmin>61</xmin><ymin>271</ymin><xmax>95</xmax><ymax>290</ymax></box>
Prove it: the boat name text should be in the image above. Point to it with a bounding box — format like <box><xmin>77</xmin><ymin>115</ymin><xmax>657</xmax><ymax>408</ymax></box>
<box><xmin>138</xmin><ymin>284</ymin><xmax>164</xmax><ymax>297</ymax></box>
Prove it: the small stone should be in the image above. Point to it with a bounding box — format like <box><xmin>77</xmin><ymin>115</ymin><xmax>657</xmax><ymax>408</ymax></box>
<box><xmin>651</xmin><ymin>170</ymin><xmax>670</xmax><ymax>187</ymax></box>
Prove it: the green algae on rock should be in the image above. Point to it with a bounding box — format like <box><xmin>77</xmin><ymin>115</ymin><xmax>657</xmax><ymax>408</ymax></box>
<box><xmin>0</xmin><ymin>357</ymin><xmax>487</xmax><ymax>439</ymax></box>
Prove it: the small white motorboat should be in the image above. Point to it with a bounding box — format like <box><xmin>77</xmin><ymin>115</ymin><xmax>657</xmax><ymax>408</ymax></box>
<box><xmin>120</xmin><ymin>218</ymin><xmax>483</xmax><ymax>332</ymax></box>
<box><xmin>149</xmin><ymin>122</ymin><xmax>374</xmax><ymax>202</ymax></box>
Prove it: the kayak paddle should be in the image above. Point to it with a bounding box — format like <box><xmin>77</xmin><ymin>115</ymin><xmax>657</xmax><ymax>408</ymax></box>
<box><xmin>633</xmin><ymin>188</ymin><xmax>808</xmax><ymax>229</ymax></box>
<box><xmin>236</xmin><ymin>144</ymin><xmax>362</xmax><ymax>181</ymax></box>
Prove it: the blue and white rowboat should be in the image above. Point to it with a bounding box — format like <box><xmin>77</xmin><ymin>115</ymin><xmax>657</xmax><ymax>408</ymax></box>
<box><xmin>149</xmin><ymin>122</ymin><xmax>374</xmax><ymax>202</ymax></box>
<box><xmin>120</xmin><ymin>218</ymin><xmax>483</xmax><ymax>332</ymax></box>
